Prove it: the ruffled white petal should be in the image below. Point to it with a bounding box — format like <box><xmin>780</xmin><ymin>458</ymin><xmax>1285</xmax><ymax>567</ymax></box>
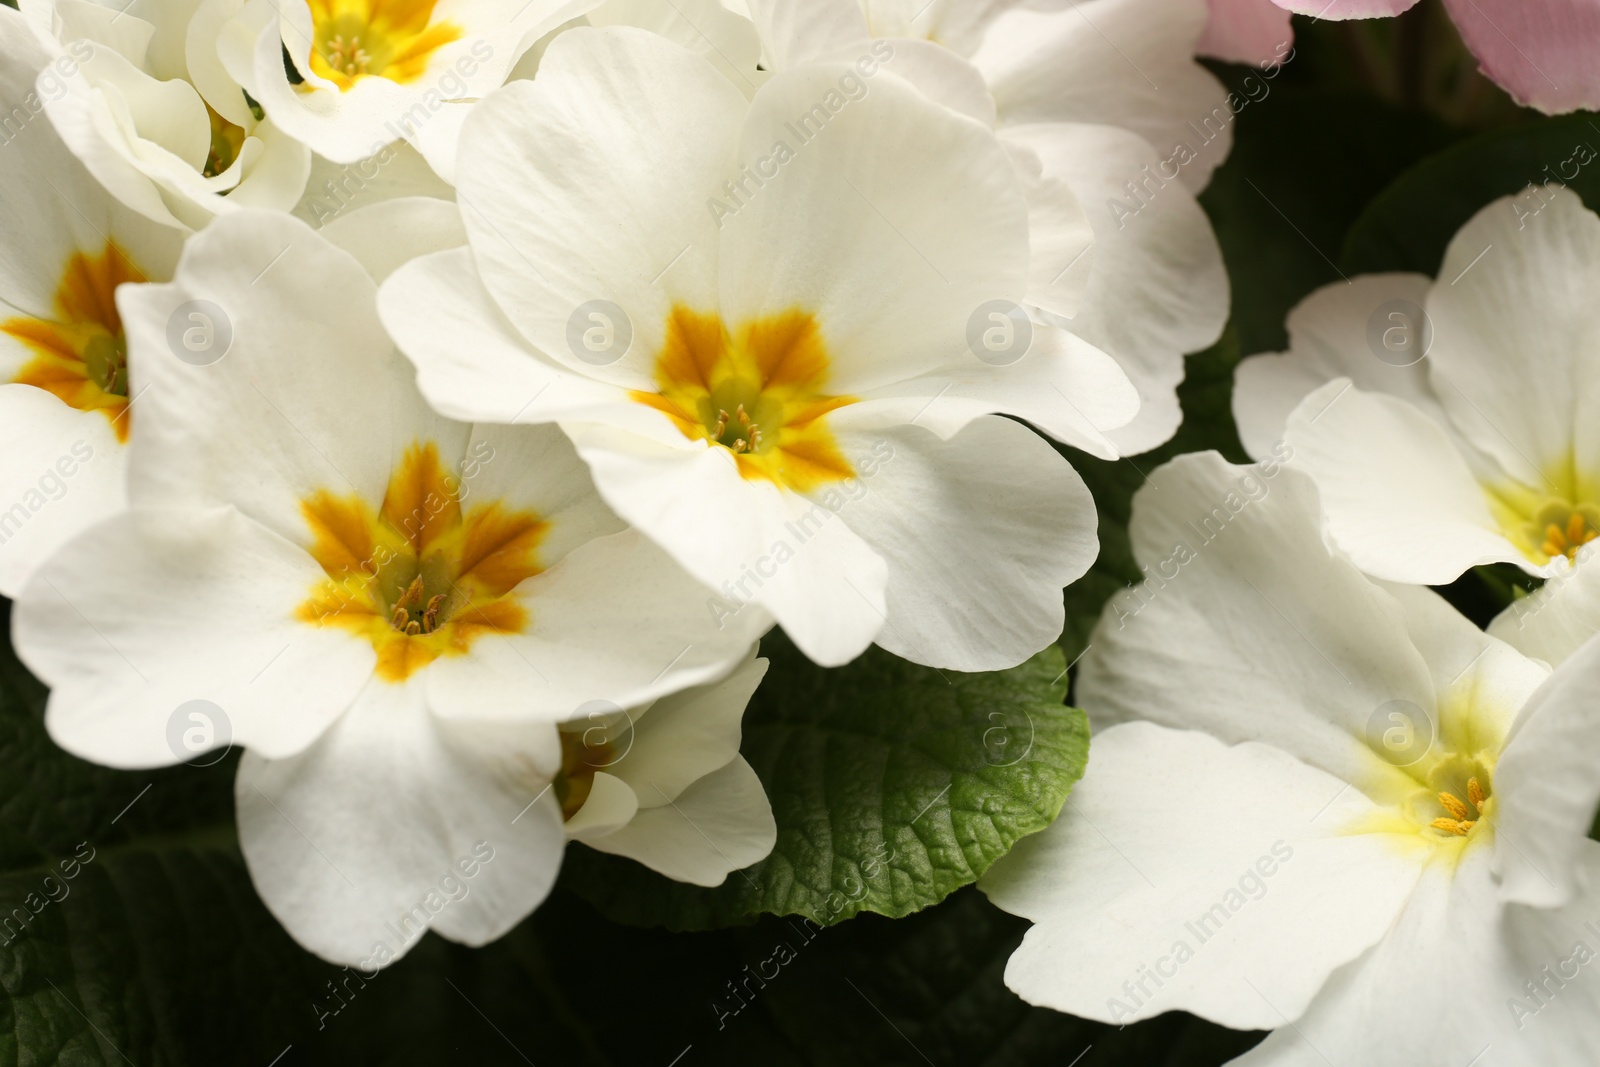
<box><xmin>972</xmin><ymin>0</ymin><xmax>1231</xmax><ymax>192</ymax></box>
<box><xmin>1232</xmin><ymin>273</ymin><xmax>1439</xmax><ymax>460</ymax></box>
<box><xmin>591</xmin><ymin>0</ymin><xmax>764</xmax><ymax>96</ymax></box>
<box><xmin>604</xmin><ymin>651</ymin><xmax>765</xmax><ymax>804</ymax></box>
<box><xmin>983</xmin><ymin>722</ymin><xmax>1425</xmax><ymax>1029</ymax></box>
<box><xmin>16</xmin><ymin>506</ymin><xmax>374</xmax><ymax>766</ymax></box>
<box><xmin>421</xmin><ymin>529</ymin><xmax>772</xmax><ymax>720</ymax></box>
<box><xmin>1426</xmin><ymin>187</ymin><xmax>1600</xmax><ymax>492</ymax></box>
<box><xmin>236</xmin><ymin>681</ymin><xmax>566</xmax><ymax>967</ymax></box>
<box><xmin>378</xmin><ymin>246</ymin><xmax>627</xmax><ymax>427</ymax></box>
<box><xmin>1076</xmin><ymin>451</ymin><xmax>1449</xmax><ymax>801</ymax></box>
<box><xmin>319</xmin><ymin>195</ymin><xmax>466</xmax><ymax>282</ymax></box>
<box><xmin>0</xmin><ymin>387</ymin><xmax>126</xmax><ymax>597</ymax></box>
<box><xmin>832</xmin><ymin>417</ymin><xmax>1097</xmax><ymax>670</ymax></box>
<box><xmin>1493</xmin><ymin>637</ymin><xmax>1600</xmax><ymax>908</ymax></box>
<box><xmin>1011</xmin><ymin>122</ymin><xmax>1227</xmax><ymax>454</ymax></box>
<box><xmin>583</xmin><ymin>756</ymin><xmax>776</xmax><ymax>885</ymax></box>
<box><xmin>1490</xmin><ymin>547</ymin><xmax>1600</xmax><ymax>667</ymax></box>
<box><xmin>117</xmin><ymin>210</ymin><xmax>399</xmax><ymax>545</ymax></box>
<box><xmin>455</xmin><ymin>26</ymin><xmax>739</xmax><ymax>382</ymax></box>
<box><xmin>1285</xmin><ymin>380</ymin><xmax>1530</xmax><ymax>583</ymax></box>
<box><xmin>1238</xmin><ymin>845</ymin><xmax>1600</xmax><ymax>1067</ymax></box>
<box><xmin>841</xmin><ymin>324</ymin><xmax>1139</xmax><ymax>459</ymax></box>
<box><xmin>560</xmin><ymin>419</ymin><xmax>886</xmax><ymax>668</ymax></box>
<box><xmin>717</xmin><ymin>61</ymin><xmax>1030</xmax><ymax>393</ymax></box>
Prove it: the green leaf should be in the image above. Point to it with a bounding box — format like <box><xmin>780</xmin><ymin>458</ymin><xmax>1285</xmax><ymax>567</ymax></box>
<box><xmin>561</xmin><ymin>634</ymin><xmax>1088</xmax><ymax>931</ymax></box>
<box><xmin>1342</xmin><ymin>111</ymin><xmax>1600</xmax><ymax>276</ymax></box>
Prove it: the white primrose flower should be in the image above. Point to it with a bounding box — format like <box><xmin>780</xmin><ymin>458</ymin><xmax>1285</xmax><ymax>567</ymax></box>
<box><xmin>379</xmin><ymin>26</ymin><xmax>1139</xmax><ymax>670</ymax></box>
<box><xmin>18</xmin><ymin>0</ymin><xmax>311</xmax><ymax>230</ymax></box>
<box><xmin>982</xmin><ymin>451</ymin><xmax>1600</xmax><ymax>1065</ymax></box>
<box><xmin>0</xmin><ymin>7</ymin><xmax>184</xmax><ymax>596</ymax></box>
<box><xmin>559</xmin><ymin>649</ymin><xmax>775</xmax><ymax>886</ymax></box>
<box><xmin>11</xmin><ymin>209</ymin><xmax>771</xmax><ymax>966</ymax></box>
<box><xmin>740</xmin><ymin>0</ymin><xmax>1231</xmax><ymax>454</ymax></box>
<box><xmin>214</xmin><ymin>0</ymin><xmax>590</xmax><ymax>165</ymax></box>
<box><xmin>1233</xmin><ymin>187</ymin><xmax>1600</xmax><ymax>585</ymax></box>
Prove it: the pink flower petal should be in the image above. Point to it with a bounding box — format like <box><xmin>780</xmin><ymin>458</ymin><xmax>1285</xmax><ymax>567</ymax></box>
<box><xmin>1199</xmin><ymin>0</ymin><xmax>1296</xmax><ymax>65</ymax></box>
<box><xmin>1443</xmin><ymin>0</ymin><xmax>1600</xmax><ymax>114</ymax></box>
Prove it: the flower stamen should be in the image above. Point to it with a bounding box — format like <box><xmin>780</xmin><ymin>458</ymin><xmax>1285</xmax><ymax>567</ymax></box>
<box><xmin>1428</xmin><ymin>777</ymin><xmax>1488</xmax><ymax>838</ymax></box>
<box><xmin>324</xmin><ymin>34</ymin><xmax>372</xmax><ymax>77</ymax></box>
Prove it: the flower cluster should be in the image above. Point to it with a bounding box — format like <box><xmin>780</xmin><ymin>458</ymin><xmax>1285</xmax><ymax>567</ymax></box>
<box><xmin>984</xmin><ymin>189</ymin><xmax>1600</xmax><ymax>1062</ymax></box>
<box><xmin>0</xmin><ymin>0</ymin><xmax>1231</xmax><ymax>970</ymax></box>
<box><xmin>7</xmin><ymin>0</ymin><xmax>1598</xmax><ymax>1061</ymax></box>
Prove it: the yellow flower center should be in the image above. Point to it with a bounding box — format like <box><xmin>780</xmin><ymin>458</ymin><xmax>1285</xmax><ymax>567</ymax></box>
<box><xmin>1347</xmin><ymin>682</ymin><xmax>1509</xmax><ymax>864</ymax></box>
<box><xmin>1484</xmin><ymin>467</ymin><xmax>1600</xmax><ymax>567</ymax></box>
<box><xmin>1525</xmin><ymin>500</ymin><xmax>1600</xmax><ymax>563</ymax></box>
<box><xmin>204</xmin><ymin>104</ymin><xmax>247</xmax><ymax>179</ymax></box>
<box><xmin>295</xmin><ymin>441</ymin><xmax>547</xmax><ymax>682</ymax></box>
<box><xmin>554</xmin><ymin>730</ymin><xmax>616</xmax><ymax>820</ymax></box>
<box><xmin>632</xmin><ymin>307</ymin><xmax>858</xmax><ymax>493</ymax></box>
<box><xmin>2</xmin><ymin>244</ymin><xmax>143</xmax><ymax>443</ymax></box>
<box><xmin>1422</xmin><ymin>770</ymin><xmax>1491</xmax><ymax>838</ymax></box>
<box><xmin>307</xmin><ymin>0</ymin><xmax>463</xmax><ymax>90</ymax></box>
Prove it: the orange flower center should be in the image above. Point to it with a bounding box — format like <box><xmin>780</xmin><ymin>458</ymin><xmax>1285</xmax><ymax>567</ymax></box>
<box><xmin>2</xmin><ymin>244</ymin><xmax>144</xmax><ymax>443</ymax></box>
<box><xmin>631</xmin><ymin>307</ymin><xmax>858</xmax><ymax>493</ymax></box>
<box><xmin>295</xmin><ymin>441</ymin><xmax>547</xmax><ymax>682</ymax></box>
<box><xmin>307</xmin><ymin>0</ymin><xmax>463</xmax><ymax>90</ymax></box>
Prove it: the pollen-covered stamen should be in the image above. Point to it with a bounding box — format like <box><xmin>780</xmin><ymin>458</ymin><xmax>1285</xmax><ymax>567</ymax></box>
<box><xmin>712</xmin><ymin>402</ymin><xmax>764</xmax><ymax>455</ymax></box>
<box><xmin>1543</xmin><ymin>510</ymin><xmax>1599</xmax><ymax>561</ymax></box>
<box><xmin>389</xmin><ymin>574</ymin><xmax>452</xmax><ymax>636</ymax></box>
<box><xmin>1429</xmin><ymin>776</ymin><xmax>1487</xmax><ymax>838</ymax></box>
<box><xmin>1512</xmin><ymin>499</ymin><xmax>1600</xmax><ymax>564</ymax></box>
<box><xmin>1438</xmin><ymin>791</ymin><xmax>1470</xmax><ymax>821</ymax></box>
<box><xmin>324</xmin><ymin>34</ymin><xmax>372</xmax><ymax>77</ymax></box>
